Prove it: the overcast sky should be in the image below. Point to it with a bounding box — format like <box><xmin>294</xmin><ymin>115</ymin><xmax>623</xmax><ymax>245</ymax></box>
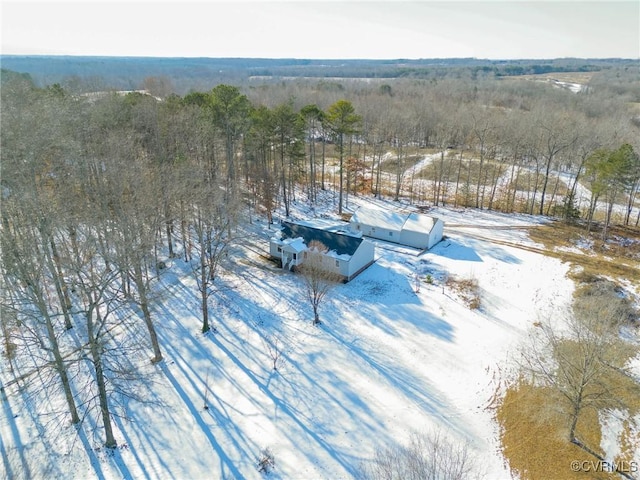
<box><xmin>2</xmin><ymin>1</ymin><xmax>638</xmax><ymax>59</ymax></box>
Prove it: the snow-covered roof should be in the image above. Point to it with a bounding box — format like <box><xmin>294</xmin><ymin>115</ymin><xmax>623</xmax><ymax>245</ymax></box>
<box><xmin>350</xmin><ymin>206</ymin><xmax>406</xmax><ymax>231</ymax></box>
<box><xmin>351</xmin><ymin>206</ymin><xmax>440</xmax><ymax>234</ymax></box>
<box><xmin>279</xmin><ymin>221</ymin><xmax>364</xmax><ymax>257</ymax></box>
<box><xmin>403</xmin><ymin>212</ymin><xmax>438</xmax><ymax>234</ymax></box>
<box><xmin>280</xmin><ymin>237</ymin><xmax>307</xmax><ymax>253</ymax></box>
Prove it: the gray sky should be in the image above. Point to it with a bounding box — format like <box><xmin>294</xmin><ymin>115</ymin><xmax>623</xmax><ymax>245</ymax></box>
<box><xmin>2</xmin><ymin>1</ymin><xmax>639</xmax><ymax>59</ymax></box>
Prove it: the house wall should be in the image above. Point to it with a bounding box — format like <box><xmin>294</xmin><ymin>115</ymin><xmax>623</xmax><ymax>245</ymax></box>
<box><xmin>427</xmin><ymin>219</ymin><xmax>444</xmax><ymax>249</ymax></box>
<box><xmin>270</xmin><ymin>234</ymin><xmax>375</xmax><ymax>281</ymax></box>
<box><xmin>398</xmin><ymin>219</ymin><xmax>444</xmax><ymax>249</ymax></box>
<box><xmin>269</xmin><ymin>240</ymin><xmax>304</xmax><ymax>269</ymax></box>
<box><xmin>353</xmin><ymin>214</ymin><xmax>444</xmax><ymax>251</ymax></box>
<box><xmin>269</xmin><ymin>240</ymin><xmax>282</xmax><ymax>258</ymax></box>
<box><xmin>323</xmin><ymin>255</ymin><xmax>345</xmax><ymax>276</ymax></box>
<box><xmin>351</xmin><ymin>221</ymin><xmax>400</xmax><ymax>243</ymax></box>
<box><xmin>288</xmin><ymin>251</ymin><xmax>304</xmax><ymax>268</ymax></box>
<box><xmin>398</xmin><ymin>229</ymin><xmax>430</xmax><ymax>249</ymax></box>
<box><xmin>345</xmin><ymin>240</ymin><xmax>375</xmax><ymax>280</ymax></box>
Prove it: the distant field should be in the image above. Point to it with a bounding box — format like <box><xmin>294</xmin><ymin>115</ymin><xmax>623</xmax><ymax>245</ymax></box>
<box><xmin>501</xmin><ymin>71</ymin><xmax>596</xmax><ymax>90</ymax></box>
<box><xmin>515</xmin><ymin>71</ymin><xmax>596</xmax><ymax>83</ymax></box>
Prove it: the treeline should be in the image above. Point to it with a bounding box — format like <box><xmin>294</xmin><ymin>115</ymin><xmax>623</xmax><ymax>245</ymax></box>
<box><xmin>1</xmin><ymin>66</ymin><xmax>639</xmax><ymax>448</ymax></box>
<box><xmin>1</xmin><ymin>56</ymin><xmax>637</xmax><ymax>94</ymax></box>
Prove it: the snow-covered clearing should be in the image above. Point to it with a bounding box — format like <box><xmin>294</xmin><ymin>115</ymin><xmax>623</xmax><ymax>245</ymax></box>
<box><xmin>2</xmin><ymin>196</ymin><xmax>635</xmax><ymax>479</ymax></box>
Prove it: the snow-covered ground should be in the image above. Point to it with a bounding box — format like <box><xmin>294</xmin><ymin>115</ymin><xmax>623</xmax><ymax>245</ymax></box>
<box><xmin>1</xmin><ymin>195</ymin><xmax>636</xmax><ymax>479</ymax></box>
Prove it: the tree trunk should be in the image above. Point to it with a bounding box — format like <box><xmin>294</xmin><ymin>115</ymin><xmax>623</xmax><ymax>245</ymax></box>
<box><xmin>88</xmin><ymin>303</ymin><xmax>117</xmax><ymax>448</ymax></box>
<box><xmin>487</xmin><ymin>163</ymin><xmax>503</xmax><ymax>211</ymax></box>
<box><xmin>529</xmin><ymin>161</ymin><xmax>542</xmax><ymax>216</ymax></box>
<box><xmin>625</xmin><ymin>180</ymin><xmax>638</xmax><ymax>225</ymax></box>
<box><xmin>41</xmin><ymin>298</ymin><xmax>80</xmax><ymax>425</ymax></box>
<box><xmin>133</xmin><ymin>263</ymin><xmax>163</xmax><ymax>363</ymax></box>
<box><xmin>602</xmin><ymin>192</ymin><xmax>616</xmax><ymax>241</ymax></box>
<box><xmin>546</xmin><ymin>174</ymin><xmax>562</xmax><ymax>216</ymax></box>
<box><xmin>374</xmin><ymin>148</ymin><xmax>383</xmax><ymax>198</ymax></box>
<box><xmin>394</xmin><ymin>143</ymin><xmax>403</xmax><ymax>202</ymax></box>
<box><xmin>338</xmin><ymin>134</ymin><xmax>344</xmax><ymax>214</ymax></box>
<box><xmin>164</xmin><ymin>198</ymin><xmax>174</xmax><ymax>258</ymax></box>
<box><xmin>539</xmin><ymin>155</ymin><xmax>554</xmax><ymax>215</ymax></box>
<box><xmin>280</xmin><ymin>143</ymin><xmax>289</xmax><ymax>217</ymax></box>
<box><xmin>321</xmin><ymin>138</ymin><xmax>326</xmax><ymax>190</ymax></box>
<box><xmin>44</xmin><ymin>235</ymin><xmax>73</xmax><ymax>330</ymax></box>
<box><xmin>309</xmin><ymin>135</ymin><xmax>316</xmax><ymax>203</ymax></box>
<box><xmin>586</xmin><ymin>192</ymin><xmax>600</xmax><ymax>233</ymax></box>
<box><xmin>475</xmin><ymin>145</ymin><xmax>485</xmax><ymax>209</ymax></box>
<box><xmin>454</xmin><ymin>150</ymin><xmax>464</xmax><ymax>208</ymax></box>
<box><xmin>199</xmin><ymin>232</ymin><xmax>210</xmax><ymax>334</ymax></box>
<box><xmin>511</xmin><ymin>166</ymin><xmax>522</xmax><ymax>212</ymax></box>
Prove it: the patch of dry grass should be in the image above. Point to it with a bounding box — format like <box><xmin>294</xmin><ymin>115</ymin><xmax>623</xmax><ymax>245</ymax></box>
<box><xmin>496</xmin><ymin>380</ymin><xmax>618</xmax><ymax>480</ymax></box>
<box><xmin>503</xmin><ymin>71</ymin><xmax>596</xmax><ymax>88</ymax></box>
<box><xmin>446</xmin><ymin>275</ymin><xmax>481</xmax><ymax>309</ymax></box>
<box><xmin>379</xmin><ymin>154</ymin><xmax>426</xmax><ymax>174</ymax></box>
<box><xmin>528</xmin><ymin>222</ymin><xmax>640</xmax><ymax>288</ymax></box>
<box><xmin>508</xmin><ymin>171</ymin><xmax>569</xmax><ymax>197</ymax></box>
<box><xmin>416</xmin><ymin>157</ymin><xmax>504</xmax><ymax>188</ymax></box>
<box><xmin>498</xmin><ymin>366</ymin><xmax>640</xmax><ymax>480</ymax></box>
<box><xmin>497</xmin><ymin>220</ymin><xmax>640</xmax><ymax>479</ymax></box>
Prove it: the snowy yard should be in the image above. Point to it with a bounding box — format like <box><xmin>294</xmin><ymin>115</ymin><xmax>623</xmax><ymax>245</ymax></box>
<box><xmin>2</xmin><ymin>199</ymin><xmax>636</xmax><ymax>479</ymax></box>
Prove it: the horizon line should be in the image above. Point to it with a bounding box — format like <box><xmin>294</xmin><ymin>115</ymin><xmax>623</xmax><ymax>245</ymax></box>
<box><xmin>2</xmin><ymin>54</ymin><xmax>638</xmax><ymax>62</ymax></box>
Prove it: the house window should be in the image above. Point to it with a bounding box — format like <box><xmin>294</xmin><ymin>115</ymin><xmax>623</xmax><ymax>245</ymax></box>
<box><xmin>277</xmin><ymin>246</ymin><xmax>282</xmax><ymax>253</ymax></box>
<box><xmin>293</xmin><ymin>253</ymin><xmax>297</xmax><ymax>260</ymax></box>
<box><xmin>304</xmin><ymin>252</ymin><xmax>308</xmax><ymax>259</ymax></box>
<box><xmin>389</xmin><ymin>231</ymin><xmax>393</xmax><ymax>237</ymax></box>
<box><xmin>356</xmin><ymin>225</ymin><xmax>360</xmax><ymax>230</ymax></box>
<box><xmin>335</xmin><ymin>260</ymin><xmax>339</xmax><ymax>267</ymax></box>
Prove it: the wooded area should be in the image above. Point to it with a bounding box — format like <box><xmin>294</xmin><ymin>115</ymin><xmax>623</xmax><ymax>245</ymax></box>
<box><xmin>1</xmin><ymin>62</ymin><xmax>639</xmax><ymax>449</ymax></box>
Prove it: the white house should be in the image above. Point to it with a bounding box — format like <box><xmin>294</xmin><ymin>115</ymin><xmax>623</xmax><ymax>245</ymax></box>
<box><xmin>350</xmin><ymin>206</ymin><xmax>444</xmax><ymax>250</ymax></box>
<box><xmin>269</xmin><ymin>221</ymin><xmax>375</xmax><ymax>282</ymax></box>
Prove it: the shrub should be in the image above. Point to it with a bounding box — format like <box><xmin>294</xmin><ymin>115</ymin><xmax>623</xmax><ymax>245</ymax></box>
<box><xmin>358</xmin><ymin>430</ymin><xmax>483</xmax><ymax>480</ymax></box>
<box><xmin>257</xmin><ymin>448</ymin><xmax>275</xmax><ymax>475</ymax></box>
<box><xmin>446</xmin><ymin>275</ymin><xmax>481</xmax><ymax>310</ymax></box>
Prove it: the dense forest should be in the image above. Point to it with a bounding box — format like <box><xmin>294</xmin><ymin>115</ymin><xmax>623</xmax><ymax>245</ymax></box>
<box><xmin>1</xmin><ymin>58</ymin><xmax>639</xmax><ymax>453</ymax></box>
<box><xmin>2</xmin><ymin>55</ymin><xmax>638</xmax><ymax>94</ymax></box>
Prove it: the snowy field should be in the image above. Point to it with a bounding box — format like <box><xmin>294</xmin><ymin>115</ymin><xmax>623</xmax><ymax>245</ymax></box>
<box><xmin>2</xmin><ymin>196</ymin><xmax>634</xmax><ymax>480</ymax></box>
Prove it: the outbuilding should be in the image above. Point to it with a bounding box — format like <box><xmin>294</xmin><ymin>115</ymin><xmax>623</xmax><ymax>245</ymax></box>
<box><xmin>350</xmin><ymin>206</ymin><xmax>444</xmax><ymax>250</ymax></box>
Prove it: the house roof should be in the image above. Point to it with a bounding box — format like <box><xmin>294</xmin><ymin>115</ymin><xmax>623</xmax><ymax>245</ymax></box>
<box><xmin>351</xmin><ymin>206</ymin><xmax>440</xmax><ymax>234</ymax></box>
<box><xmin>403</xmin><ymin>212</ymin><xmax>438</xmax><ymax>234</ymax></box>
<box><xmin>350</xmin><ymin>207</ymin><xmax>406</xmax><ymax>231</ymax></box>
<box><xmin>280</xmin><ymin>237</ymin><xmax>307</xmax><ymax>253</ymax></box>
<box><xmin>280</xmin><ymin>221</ymin><xmax>364</xmax><ymax>257</ymax></box>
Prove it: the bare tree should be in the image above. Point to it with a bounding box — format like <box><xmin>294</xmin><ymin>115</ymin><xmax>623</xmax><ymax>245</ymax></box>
<box><xmin>358</xmin><ymin>430</ymin><xmax>483</xmax><ymax>480</ymax></box>
<box><xmin>189</xmin><ymin>183</ymin><xmax>236</xmax><ymax>334</ymax></box>
<box><xmin>535</xmin><ymin>115</ymin><xmax>577</xmax><ymax>216</ymax></box>
<box><xmin>298</xmin><ymin>241</ymin><xmax>342</xmax><ymax>325</ymax></box>
<box><xmin>63</xmin><ymin>225</ymin><xmax>125</xmax><ymax>448</ymax></box>
<box><xmin>521</xmin><ymin>292</ymin><xmax>639</xmax><ymax>470</ymax></box>
<box><xmin>261</xmin><ymin>331</ymin><xmax>286</xmax><ymax>372</ymax></box>
<box><xmin>0</xmin><ymin>205</ymin><xmax>81</xmax><ymax>426</ymax></box>
<box><xmin>107</xmin><ymin>152</ymin><xmax>165</xmax><ymax>364</ymax></box>
<box><xmin>470</xmin><ymin>113</ymin><xmax>496</xmax><ymax>210</ymax></box>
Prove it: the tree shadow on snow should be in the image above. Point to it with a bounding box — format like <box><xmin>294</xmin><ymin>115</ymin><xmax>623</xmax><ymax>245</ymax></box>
<box><xmin>206</xmin><ymin>331</ymin><xmax>369</xmax><ymax>478</ymax></box>
<box><xmin>159</xmin><ymin>361</ymin><xmax>245</xmax><ymax>480</ymax></box>
<box><xmin>342</xmin><ymin>263</ymin><xmax>455</xmax><ymax>342</ymax></box>
<box><xmin>430</xmin><ymin>236</ymin><xmax>522</xmax><ymax>264</ymax></box>
<box><xmin>323</xmin><ymin>326</ymin><xmax>469</xmax><ymax>440</ymax></box>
